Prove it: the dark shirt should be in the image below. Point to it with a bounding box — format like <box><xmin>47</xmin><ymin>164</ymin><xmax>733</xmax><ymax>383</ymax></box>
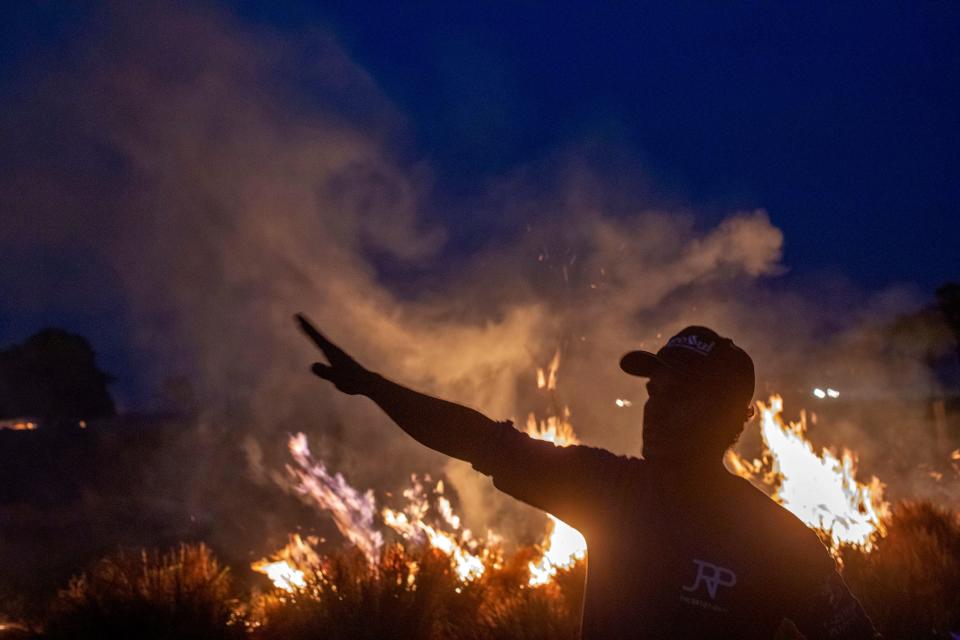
<box><xmin>470</xmin><ymin>421</ymin><xmax>878</xmax><ymax>639</ymax></box>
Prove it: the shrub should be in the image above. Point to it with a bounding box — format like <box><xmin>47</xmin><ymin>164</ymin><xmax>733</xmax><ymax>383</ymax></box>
<box><xmin>44</xmin><ymin>543</ymin><xmax>244</xmax><ymax>640</ymax></box>
<box><xmin>250</xmin><ymin>543</ymin><xmax>583</xmax><ymax>640</ymax></box>
<box><xmin>840</xmin><ymin>501</ymin><xmax>960</xmax><ymax>639</ymax></box>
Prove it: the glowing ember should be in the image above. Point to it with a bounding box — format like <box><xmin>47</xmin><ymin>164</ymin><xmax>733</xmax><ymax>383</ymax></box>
<box><xmin>726</xmin><ymin>396</ymin><xmax>888</xmax><ymax>554</ymax></box>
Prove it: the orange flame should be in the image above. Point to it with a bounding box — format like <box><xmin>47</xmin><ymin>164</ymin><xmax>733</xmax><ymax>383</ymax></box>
<box><xmin>726</xmin><ymin>395</ymin><xmax>889</xmax><ymax>554</ymax></box>
<box><xmin>524</xmin><ymin>362</ymin><xmax>588</xmax><ymax>586</ymax></box>
<box><xmin>381</xmin><ymin>475</ymin><xmax>490</xmax><ymax>582</ymax></box>
<box><xmin>285</xmin><ymin>433</ymin><xmax>383</xmax><ymax>565</ymax></box>
<box><xmin>255</xmin><ymin>440</ymin><xmax>499</xmax><ymax>588</ymax></box>
<box><xmin>251</xmin><ymin>534</ymin><xmax>321</xmax><ymax>592</ymax></box>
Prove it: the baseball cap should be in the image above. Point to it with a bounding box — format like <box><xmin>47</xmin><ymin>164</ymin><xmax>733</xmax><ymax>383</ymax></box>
<box><xmin>620</xmin><ymin>326</ymin><xmax>755</xmax><ymax>406</ymax></box>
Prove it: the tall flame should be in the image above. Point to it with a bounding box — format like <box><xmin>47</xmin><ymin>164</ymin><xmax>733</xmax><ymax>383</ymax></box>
<box><xmin>536</xmin><ymin>350</ymin><xmax>561</xmax><ymax>391</ymax></box>
<box><xmin>285</xmin><ymin>433</ymin><xmax>383</xmax><ymax>565</ymax></box>
<box><xmin>726</xmin><ymin>396</ymin><xmax>889</xmax><ymax>553</ymax></box>
<box><xmin>254</xmin><ymin>410</ymin><xmax>587</xmax><ymax>591</ymax></box>
<box><xmin>255</xmin><ymin>437</ymin><xmax>498</xmax><ymax>590</ymax></box>
<box><xmin>381</xmin><ymin>475</ymin><xmax>490</xmax><ymax>582</ymax></box>
<box><xmin>523</xmin><ymin>391</ymin><xmax>588</xmax><ymax>584</ymax></box>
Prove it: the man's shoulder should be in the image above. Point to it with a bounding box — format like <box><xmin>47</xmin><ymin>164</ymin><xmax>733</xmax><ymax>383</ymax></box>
<box><xmin>727</xmin><ymin>476</ymin><xmax>834</xmax><ymax>563</ymax></box>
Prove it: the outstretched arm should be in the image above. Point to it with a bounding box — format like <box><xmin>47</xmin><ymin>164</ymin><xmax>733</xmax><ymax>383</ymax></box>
<box><xmin>296</xmin><ymin>314</ymin><xmax>500</xmax><ymax>464</ymax></box>
<box><xmin>296</xmin><ymin>313</ymin><xmax>627</xmax><ymax>533</ymax></box>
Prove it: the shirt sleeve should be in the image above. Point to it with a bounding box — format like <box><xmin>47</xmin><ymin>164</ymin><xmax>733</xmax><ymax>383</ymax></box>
<box><xmin>788</xmin><ymin>567</ymin><xmax>880</xmax><ymax>639</ymax></box>
<box><xmin>469</xmin><ymin>420</ymin><xmax>634</xmax><ymax>535</ymax></box>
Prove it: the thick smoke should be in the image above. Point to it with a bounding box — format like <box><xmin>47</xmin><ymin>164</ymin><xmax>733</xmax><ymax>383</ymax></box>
<box><xmin>1</xmin><ymin>0</ymin><xmax>954</xmax><ymax>557</ymax></box>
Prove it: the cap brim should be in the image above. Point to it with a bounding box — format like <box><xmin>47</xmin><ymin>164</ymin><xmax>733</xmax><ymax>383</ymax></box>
<box><xmin>620</xmin><ymin>351</ymin><xmax>677</xmax><ymax>377</ymax></box>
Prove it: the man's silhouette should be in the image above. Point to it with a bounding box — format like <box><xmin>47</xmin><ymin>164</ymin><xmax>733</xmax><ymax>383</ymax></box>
<box><xmin>296</xmin><ymin>315</ymin><xmax>878</xmax><ymax>639</ymax></box>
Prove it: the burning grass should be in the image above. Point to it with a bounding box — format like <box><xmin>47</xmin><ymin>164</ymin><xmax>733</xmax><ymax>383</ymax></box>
<box><xmin>3</xmin><ymin>389</ymin><xmax>957</xmax><ymax>638</ymax></box>
<box><xmin>11</xmin><ymin>503</ymin><xmax>957</xmax><ymax>640</ymax></box>
<box><xmin>249</xmin><ymin>544</ymin><xmax>582</xmax><ymax>640</ymax></box>
<box><xmin>22</xmin><ymin>541</ymin><xmax>582</xmax><ymax>640</ymax></box>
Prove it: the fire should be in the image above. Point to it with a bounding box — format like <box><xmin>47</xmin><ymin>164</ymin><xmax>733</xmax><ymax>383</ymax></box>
<box><xmin>381</xmin><ymin>476</ymin><xmax>490</xmax><ymax>582</ymax></box>
<box><xmin>254</xmin><ymin>348</ymin><xmax>588</xmax><ymax>592</ymax></box>
<box><xmin>253</xmin><ymin>561</ymin><xmax>305</xmax><ymax>592</ymax></box>
<box><xmin>523</xmin><ymin>370</ymin><xmax>588</xmax><ymax>586</ymax></box>
<box><xmin>253</xmin><ymin>416</ymin><xmax>586</xmax><ymax>590</ymax></box>
<box><xmin>285</xmin><ymin>433</ymin><xmax>383</xmax><ymax>565</ymax></box>
<box><xmin>251</xmin><ymin>534</ymin><xmax>322</xmax><ymax>592</ymax></box>
<box><xmin>255</xmin><ymin>438</ymin><xmax>499</xmax><ymax>590</ymax></box>
<box><xmin>256</xmin><ymin>356</ymin><xmax>886</xmax><ymax>597</ymax></box>
<box><xmin>536</xmin><ymin>350</ymin><xmax>561</xmax><ymax>390</ymax></box>
<box><xmin>726</xmin><ymin>395</ymin><xmax>889</xmax><ymax>554</ymax></box>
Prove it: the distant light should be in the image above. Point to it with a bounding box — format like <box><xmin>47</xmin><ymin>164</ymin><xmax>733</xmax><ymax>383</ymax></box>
<box><xmin>813</xmin><ymin>387</ymin><xmax>840</xmax><ymax>400</ymax></box>
<box><xmin>0</xmin><ymin>419</ymin><xmax>37</xmax><ymax>431</ymax></box>
<box><xmin>615</xmin><ymin>398</ymin><xmax>633</xmax><ymax>408</ymax></box>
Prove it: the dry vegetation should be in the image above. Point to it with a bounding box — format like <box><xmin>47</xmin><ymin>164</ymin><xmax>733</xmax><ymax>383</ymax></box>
<box><xmin>840</xmin><ymin>501</ymin><xmax>960</xmax><ymax>639</ymax></box>
<box><xmin>42</xmin><ymin>544</ymin><xmax>243</xmax><ymax>640</ymax></box>
<box><xmin>249</xmin><ymin>545</ymin><xmax>582</xmax><ymax>640</ymax></box>
<box><xmin>2</xmin><ymin>501</ymin><xmax>957</xmax><ymax>639</ymax></box>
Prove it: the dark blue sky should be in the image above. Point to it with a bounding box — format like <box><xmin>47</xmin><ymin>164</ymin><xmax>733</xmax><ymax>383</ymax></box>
<box><xmin>1</xmin><ymin>1</ymin><xmax>958</xmax><ymax>403</ymax></box>
<box><xmin>231</xmin><ymin>0</ymin><xmax>959</xmax><ymax>291</ymax></box>
<box><xmin>4</xmin><ymin>1</ymin><xmax>957</xmax><ymax>290</ymax></box>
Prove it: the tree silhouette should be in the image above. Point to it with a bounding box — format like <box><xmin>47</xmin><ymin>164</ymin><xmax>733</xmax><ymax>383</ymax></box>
<box><xmin>0</xmin><ymin>328</ymin><xmax>115</xmax><ymax>426</ymax></box>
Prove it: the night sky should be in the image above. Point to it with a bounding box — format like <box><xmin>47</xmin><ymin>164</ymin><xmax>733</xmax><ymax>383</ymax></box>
<box><xmin>2</xmin><ymin>1</ymin><xmax>958</xmax><ymax>405</ymax></box>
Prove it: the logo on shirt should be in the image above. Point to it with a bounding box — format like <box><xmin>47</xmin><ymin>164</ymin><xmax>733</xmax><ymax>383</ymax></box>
<box><xmin>682</xmin><ymin>559</ymin><xmax>737</xmax><ymax>600</ymax></box>
<box><xmin>666</xmin><ymin>335</ymin><xmax>715</xmax><ymax>356</ymax></box>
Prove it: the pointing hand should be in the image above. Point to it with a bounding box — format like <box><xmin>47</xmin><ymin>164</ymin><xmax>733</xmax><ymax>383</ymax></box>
<box><xmin>295</xmin><ymin>313</ymin><xmax>376</xmax><ymax>395</ymax></box>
